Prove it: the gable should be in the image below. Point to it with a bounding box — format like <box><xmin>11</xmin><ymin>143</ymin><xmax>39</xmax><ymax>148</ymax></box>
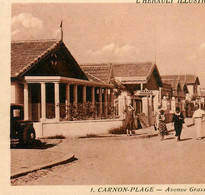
<box><xmin>11</xmin><ymin>40</ymin><xmax>88</xmax><ymax>81</ymax></box>
<box><xmin>144</xmin><ymin>67</ymin><xmax>162</xmax><ymax>90</ymax></box>
<box><xmin>11</xmin><ymin>40</ymin><xmax>58</xmax><ymax>77</ymax></box>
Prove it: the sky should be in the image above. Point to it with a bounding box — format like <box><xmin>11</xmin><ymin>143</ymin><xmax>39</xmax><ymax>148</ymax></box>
<box><xmin>12</xmin><ymin>3</ymin><xmax>205</xmax><ymax>87</ymax></box>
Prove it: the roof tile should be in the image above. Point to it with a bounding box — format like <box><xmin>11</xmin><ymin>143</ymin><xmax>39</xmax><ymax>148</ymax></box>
<box><xmin>161</xmin><ymin>75</ymin><xmax>199</xmax><ymax>85</ymax></box>
<box><xmin>11</xmin><ymin>40</ymin><xmax>60</xmax><ymax>77</ymax></box>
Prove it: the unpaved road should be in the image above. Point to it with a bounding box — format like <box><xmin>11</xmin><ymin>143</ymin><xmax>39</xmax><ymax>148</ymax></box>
<box><xmin>11</xmin><ymin>123</ymin><xmax>205</xmax><ymax>185</ymax></box>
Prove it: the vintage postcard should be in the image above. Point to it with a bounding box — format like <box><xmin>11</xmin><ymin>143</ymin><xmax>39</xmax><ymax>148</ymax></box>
<box><xmin>1</xmin><ymin>0</ymin><xmax>205</xmax><ymax>194</ymax></box>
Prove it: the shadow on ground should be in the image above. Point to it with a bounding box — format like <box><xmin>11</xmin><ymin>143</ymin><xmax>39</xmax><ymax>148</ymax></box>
<box><xmin>164</xmin><ymin>137</ymin><xmax>175</xmax><ymax>141</ymax></box>
<box><xmin>180</xmin><ymin>138</ymin><xmax>192</xmax><ymax>141</ymax></box>
<box><xmin>10</xmin><ymin>139</ymin><xmax>62</xmax><ymax>150</ymax></box>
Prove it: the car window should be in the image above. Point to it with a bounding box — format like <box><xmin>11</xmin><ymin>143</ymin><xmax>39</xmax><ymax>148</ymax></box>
<box><xmin>13</xmin><ymin>109</ymin><xmax>21</xmax><ymax>117</ymax></box>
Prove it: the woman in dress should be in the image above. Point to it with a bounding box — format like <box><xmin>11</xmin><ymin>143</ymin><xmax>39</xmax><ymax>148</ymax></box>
<box><xmin>172</xmin><ymin>107</ymin><xmax>184</xmax><ymax>141</ymax></box>
<box><xmin>192</xmin><ymin>104</ymin><xmax>205</xmax><ymax>140</ymax></box>
<box><xmin>158</xmin><ymin>110</ymin><xmax>168</xmax><ymax>141</ymax></box>
<box><xmin>154</xmin><ymin>105</ymin><xmax>162</xmax><ymax>131</ymax></box>
<box><xmin>124</xmin><ymin>104</ymin><xmax>135</xmax><ymax>136</ymax></box>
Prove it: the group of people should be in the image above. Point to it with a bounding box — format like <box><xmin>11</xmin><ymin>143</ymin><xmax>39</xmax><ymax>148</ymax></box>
<box><xmin>124</xmin><ymin>103</ymin><xmax>205</xmax><ymax>141</ymax></box>
<box><xmin>155</xmin><ymin>104</ymin><xmax>205</xmax><ymax>141</ymax></box>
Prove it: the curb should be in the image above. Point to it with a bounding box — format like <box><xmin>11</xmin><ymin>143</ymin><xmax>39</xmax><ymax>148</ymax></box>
<box><xmin>11</xmin><ymin>155</ymin><xmax>77</xmax><ymax>179</ymax></box>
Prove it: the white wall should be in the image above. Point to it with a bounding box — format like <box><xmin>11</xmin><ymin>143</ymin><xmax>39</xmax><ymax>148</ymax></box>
<box><xmin>33</xmin><ymin>119</ymin><xmax>123</xmax><ymax>138</ymax></box>
<box><xmin>11</xmin><ymin>83</ymin><xmax>16</xmax><ymax>103</ymax></box>
<box><xmin>115</xmin><ymin>91</ymin><xmax>131</xmax><ymax>119</ymax></box>
<box><xmin>11</xmin><ymin>82</ymin><xmax>24</xmax><ymax>104</ymax></box>
<box><xmin>187</xmin><ymin>85</ymin><xmax>194</xmax><ymax>97</ymax></box>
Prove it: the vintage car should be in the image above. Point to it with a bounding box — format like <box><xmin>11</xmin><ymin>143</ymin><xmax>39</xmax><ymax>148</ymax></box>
<box><xmin>10</xmin><ymin>104</ymin><xmax>36</xmax><ymax>144</ymax></box>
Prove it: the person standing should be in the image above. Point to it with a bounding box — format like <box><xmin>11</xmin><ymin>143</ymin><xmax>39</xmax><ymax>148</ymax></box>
<box><xmin>158</xmin><ymin>110</ymin><xmax>168</xmax><ymax>141</ymax></box>
<box><xmin>192</xmin><ymin>104</ymin><xmax>205</xmax><ymax>140</ymax></box>
<box><xmin>124</xmin><ymin>104</ymin><xmax>135</xmax><ymax>136</ymax></box>
<box><xmin>172</xmin><ymin>107</ymin><xmax>184</xmax><ymax>141</ymax></box>
<box><xmin>154</xmin><ymin>105</ymin><xmax>162</xmax><ymax>131</ymax></box>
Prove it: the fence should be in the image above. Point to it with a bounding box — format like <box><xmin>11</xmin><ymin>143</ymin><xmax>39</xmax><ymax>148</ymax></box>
<box><xmin>59</xmin><ymin>102</ymin><xmax>117</xmax><ymax>121</ymax></box>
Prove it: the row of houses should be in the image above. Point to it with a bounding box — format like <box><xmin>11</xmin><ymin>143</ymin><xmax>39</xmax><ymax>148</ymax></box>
<box><xmin>11</xmin><ymin>39</ymin><xmax>204</xmax><ymax>138</ymax></box>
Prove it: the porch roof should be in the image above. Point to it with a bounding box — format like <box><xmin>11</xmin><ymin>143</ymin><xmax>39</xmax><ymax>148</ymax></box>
<box><xmin>25</xmin><ymin>76</ymin><xmax>113</xmax><ymax>88</ymax></box>
<box><xmin>80</xmin><ymin>64</ymin><xmax>112</xmax><ymax>84</ymax></box>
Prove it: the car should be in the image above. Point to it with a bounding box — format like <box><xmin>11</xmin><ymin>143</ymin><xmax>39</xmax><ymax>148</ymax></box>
<box><xmin>10</xmin><ymin>104</ymin><xmax>36</xmax><ymax>144</ymax></box>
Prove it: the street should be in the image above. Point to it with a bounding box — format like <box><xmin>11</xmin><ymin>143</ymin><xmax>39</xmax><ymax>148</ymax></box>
<box><xmin>11</xmin><ymin>122</ymin><xmax>205</xmax><ymax>185</ymax></box>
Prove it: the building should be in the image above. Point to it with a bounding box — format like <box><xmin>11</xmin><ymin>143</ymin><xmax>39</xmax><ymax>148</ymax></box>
<box><xmin>81</xmin><ymin>62</ymin><xmax>173</xmax><ymax>125</ymax></box>
<box><xmin>162</xmin><ymin>74</ymin><xmax>201</xmax><ymax>117</ymax></box>
<box><xmin>11</xmin><ymin>40</ymin><xmax>121</xmax><ymax>137</ymax></box>
<box><xmin>161</xmin><ymin>75</ymin><xmax>200</xmax><ymax>101</ymax></box>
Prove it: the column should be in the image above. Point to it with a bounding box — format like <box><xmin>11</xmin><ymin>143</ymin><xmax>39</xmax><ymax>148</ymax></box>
<box><xmin>91</xmin><ymin>86</ymin><xmax>95</xmax><ymax>106</ymax></box>
<box><xmin>99</xmin><ymin>88</ymin><xmax>102</xmax><ymax>116</ymax></box>
<box><xmin>142</xmin><ymin>96</ymin><xmax>148</xmax><ymax>117</ymax></box>
<box><xmin>140</xmin><ymin>83</ymin><xmax>143</xmax><ymax>90</ymax></box>
<box><xmin>162</xmin><ymin>96</ymin><xmax>167</xmax><ymax>111</ymax></box>
<box><xmin>54</xmin><ymin>82</ymin><xmax>60</xmax><ymax>122</ymax></box>
<box><xmin>41</xmin><ymin>82</ymin><xmax>46</xmax><ymax>122</ymax></box>
<box><xmin>83</xmin><ymin>85</ymin><xmax>86</xmax><ymax>104</ymax></box>
<box><xmin>171</xmin><ymin>97</ymin><xmax>176</xmax><ymax>113</ymax></box>
<box><xmin>159</xmin><ymin>87</ymin><xmax>162</xmax><ymax>105</ymax></box>
<box><xmin>66</xmin><ymin>84</ymin><xmax>70</xmax><ymax>119</ymax></box>
<box><xmin>104</xmin><ymin>88</ymin><xmax>108</xmax><ymax>117</ymax></box>
<box><xmin>73</xmin><ymin>84</ymin><xmax>78</xmax><ymax>107</ymax></box>
<box><xmin>24</xmin><ymin>82</ymin><xmax>29</xmax><ymax>120</ymax></box>
<box><xmin>110</xmin><ymin>89</ymin><xmax>114</xmax><ymax>107</ymax></box>
<box><xmin>153</xmin><ymin>92</ymin><xmax>159</xmax><ymax>113</ymax></box>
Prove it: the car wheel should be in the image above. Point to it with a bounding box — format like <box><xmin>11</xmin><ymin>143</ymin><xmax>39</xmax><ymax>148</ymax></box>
<box><xmin>23</xmin><ymin>126</ymin><xmax>36</xmax><ymax>144</ymax></box>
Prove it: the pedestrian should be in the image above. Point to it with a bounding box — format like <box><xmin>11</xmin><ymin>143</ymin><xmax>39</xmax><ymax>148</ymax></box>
<box><xmin>192</xmin><ymin>104</ymin><xmax>205</xmax><ymax>140</ymax></box>
<box><xmin>124</xmin><ymin>104</ymin><xmax>135</xmax><ymax>136</ymax></box>
<box><xmin>154</xmin><ymin>105</ymin><xmax>162</xmax><ymax>131</ymax></box>
<box><xmin>172</xmin><ymin>107</ymin><xmax>185</xmax><ymax>142</ymax></box>
<box><xmin>158</xmin><ymin>110</ymin><xmax>168</xmax><ymax>141</ymax></box>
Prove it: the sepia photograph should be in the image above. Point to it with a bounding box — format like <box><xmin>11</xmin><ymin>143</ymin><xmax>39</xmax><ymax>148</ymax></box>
<box><xmin>2</xmin><ymin>1</ymin><xmax>205</xmax><ymax>193</ymax></box>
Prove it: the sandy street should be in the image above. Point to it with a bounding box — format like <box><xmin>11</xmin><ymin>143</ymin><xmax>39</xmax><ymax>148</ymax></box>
<box><xmin>11</xmin><ymin>122</ymin><xmax>205</xmax><ymax>185</ymax></box>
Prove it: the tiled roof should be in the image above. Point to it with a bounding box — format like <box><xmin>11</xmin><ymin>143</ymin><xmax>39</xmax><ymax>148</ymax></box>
<box><xmin>80</xmin><ymin>64</ymin><xmax>112</xmax><ymax>84</ymax></box>
<box><xmin>162</xmin><ymin>79</ymin><xmax>179</xmax><ymax>91</ymax></box>
<box><xmin>84</xmin><ymin>72</ymin><xmax>104</xmax><ymax>83</ymax></box>
<box><xmin>80</xmin><ymin>62</ymin><xmax>163</xmax><ymax>87</ymax></box>
<box><xmin>111</xmin><ymin>62</ymin><xmax>154</xmax><ymax>78</ymax></box>
<box><xmin>161</xmin><ymin>75</ymin><xmax>199</xmax><ymax>85</ymax></box>
<box><xmin>162</xmin><ymin>82</ymin><xmax>172</xmax><ymax>90</ymax></box>
<box><xmin>11</xmin><ymin>39</ymin><xmax>61</xmax><ymax>77</ymax></box>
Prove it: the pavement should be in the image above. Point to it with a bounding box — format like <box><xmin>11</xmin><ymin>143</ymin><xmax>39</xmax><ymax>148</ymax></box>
<box><xmin>10</xmin><ymin>117</ymin><xmax>197</xmax><ymax>179</ymax></box>
<box><xmin>10</xmin><ymin>139</ymin><xmax>76</xmax><ymax>179</ymax></box>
